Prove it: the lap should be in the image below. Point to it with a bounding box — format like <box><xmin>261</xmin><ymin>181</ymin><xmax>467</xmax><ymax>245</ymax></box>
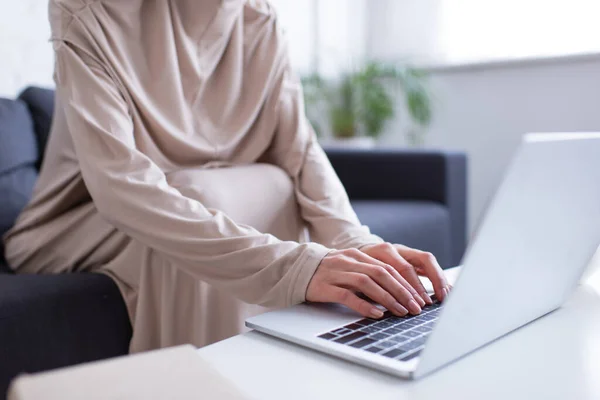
<box><xmin>166</xmin><ymin>163</ymin><xmax>304</xmax><ymax>241</ymax></box>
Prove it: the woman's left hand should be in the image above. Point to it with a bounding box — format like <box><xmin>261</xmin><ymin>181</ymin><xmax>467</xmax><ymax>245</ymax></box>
<box><xmin>360</xmin><ymin>243</ymin><xmax>451</xmax><ymax>305</ymax></box>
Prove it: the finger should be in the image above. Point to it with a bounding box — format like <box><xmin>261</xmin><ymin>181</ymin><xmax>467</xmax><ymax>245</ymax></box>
<box><xmin>388</xmin><ymin>263</ymin><xmax>431</xmax><ymax>306</ymax></box>
<box><xmin>352</xmin><ymin>248</ymin><xmax>426</xmax><ymax>306</ymax></box>
<box><xmin>329</xmin><ymin>286</ymin><xmax>385</xmax><ymax>319</ymax></box>
<box><xmin>342</xmin><ymin>262</ymin><xmax>421</xmax><ymax>315</ymax></box>
<box><xmin>337</xmin><ymin>272</ymin><xmax>410</xmax><ymax>317</ymax></box>
<box><xmin>396</xmin><ymin>246</ymin><xmax>448</xmax><ymax>301</ymax></box>
<box><xmin>377</xmin><ymin>248</ymin><xmax>431</xmax><ymax>305</ymax></box>
<box><xmin>442</xmin><ymin>284</ymin><xmax>453</xmax><ymax>301</ymax></box>
<box><xmin>376</xmin><ymin>264</ymin><xmax>424</xmax><ymax>314</ymax></box>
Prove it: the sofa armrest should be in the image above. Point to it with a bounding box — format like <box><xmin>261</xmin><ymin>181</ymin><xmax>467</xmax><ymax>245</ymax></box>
<box><xmin>324</xmin><ymin>147</ymin><xmax>468</xmax><ymax>266</ymax></box>
<box><xmin>0</xmin><ymin>273</ymin><xmax>132</xmax><ymax>397</ymax></box>
<box><xmin>0</xmin><ymin>251</ymin><xmax>11</xmax><ymax>274</ymax></box>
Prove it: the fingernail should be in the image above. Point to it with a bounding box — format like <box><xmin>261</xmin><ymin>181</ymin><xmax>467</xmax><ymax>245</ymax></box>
<box><xmin>370</xmin><ymin>307</ymin><xmax>384</xmax><ymax>319</ymax></box>
<box><xmin>394</xmin><ymin>303</ymin><xmax>408</xmax><ymax>316</ymax></box>
<box><xmin>442</xmin><ymin>288</ymin><xmax>449</xmax><ymax>300</ymax></box>
<box><xmin>422</xmin><ymin>292</ymin><xmax>433</xmax><ymax>305</ymax></box>
<box><xmin>414</xmin><ymin>294</ymin><xmax>426</xmax><ymax>307</ymax></box>
<box><xmin>408</xmin><ymin>299</ymin><xmax>421</xmax><ymax>314</ymax></box>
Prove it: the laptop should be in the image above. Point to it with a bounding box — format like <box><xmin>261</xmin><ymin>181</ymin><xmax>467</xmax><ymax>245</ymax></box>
<box><xmin>246</xmin><ymin>133</ymin><xmax>600</xmax><ymax>379</ymax></box>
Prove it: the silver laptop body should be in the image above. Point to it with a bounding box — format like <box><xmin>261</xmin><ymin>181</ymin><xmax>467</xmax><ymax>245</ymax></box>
<box><xmin>246</xmin><ymin>133</ymin><xmax>600</xmax><ymax>379</ymax></box>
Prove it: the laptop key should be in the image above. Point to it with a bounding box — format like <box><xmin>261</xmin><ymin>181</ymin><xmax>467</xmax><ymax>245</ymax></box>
<box><xmin>405</xmin><ymin>340</ymin><xmax>423</xmax><ymax>350</ymax></box>
<box><xmin>388</xmin><ymin>335</ymin><xmax>408</xmax><ymax>344</ymax></box>
<box><xmin>332</xmin><ymin>328</ymin><xmax>352</xmax><ymax>335</ymax></box>
<box><xmin>382</xmin><ymin>348</ymin><xmax>406</xmax><ymax>359</ymax></box>
<box><xmin>396</xmin><ymin>342</ymin><xmax>417</xmax><ymax>352</ymax></box>
<box><xmin>344</xmin><ymin>323</ymin><xmax>363</xmax><ymax>331</ymax></box>
<box><xmin>365</xmin><ymin>346</ymin><xmax>384</xmax><ymax>354</ymax></box>
<box><xmin>318</xmin><ymin>333</ymin><xmax>336</xmax><ymax>340</ymax></box>
<box><xmin>333</xmin><ymin>331</ymin><xmax>367</xmax><ymax>344</ymax></box>
<box><xmin>360</xmin><ymin>326</ymin><xmax>380</xmax><ymax>334</ymax></box>
<box><xmin>356</xmin><ymin>318</ymin><xmax>378</xmax><ymax>326</ymax></box>
<box><xmin>395</xmin><ymin>322</ymin><xmax>414</xmax><ymax>331</ymax></box>
<box><xmin>411</xmin><ymin>336</ymin><xmax>428</xmax><ymax>346</ymax></box>
<box><xmin>402</xmin><ymin>330</ymin><xmax>421</xmax><ymax>338</ymax></box>
<box><xmin>414</xmin><ymin>325</ymin><xmax>433</xmax><ymax>334</ymax></box>
<box><xmin>401</xmin><ymin>320</ymin><xmax>420</xmax><ymax>327</ymax></box>
<box><xmin>350</xmin><ymin>337</ymin><xmax>377</xmax><ymax>349</ymax></box>
<box><xmin>386</xmin><ymin>317</ymin><xmax>406</xmax><ymax>324</ymax></box>
<box><xmin>384</xmin><ymin>327</ymin><xmax>403</xmax><ymax>335</ymax></box>
<box><xmin>374</xmin><ymin>321</ymin><xmax>394</xmax><ymax>329</ymax></box>
<box><xmin>400</xmin><ymin>349</ymin><xmax>423</xmax><ymax>361</ymax></box>
<box><xmin>370</xmin><ymin>332</ymin><xmax>390</xmax><ymax>340</ymax></box>
<box><xmin>378</xmin><ymin>340</ymin><xmax>397</xmax><ymax>348</ymax></box>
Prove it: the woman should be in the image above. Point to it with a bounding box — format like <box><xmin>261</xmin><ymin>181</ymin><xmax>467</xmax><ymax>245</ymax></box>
<box><xmin>4</xmin><ymin>0</ymin><xmax>450</xmax><ymax>352</ymax></box>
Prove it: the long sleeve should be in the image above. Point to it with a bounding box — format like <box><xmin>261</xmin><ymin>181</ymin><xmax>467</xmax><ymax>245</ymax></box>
<box><xmin>51</xmin><ymin>40</ymin><xmax>330</xmax><ymax>307</ymax></box>
<box><xmin>264</xmin><ymin>57</ymin><xmax>384</xmax><ymax>250</ymax></box>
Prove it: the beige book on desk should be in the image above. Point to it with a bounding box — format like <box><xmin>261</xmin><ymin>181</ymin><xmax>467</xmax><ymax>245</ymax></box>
<box><xmin>8</xmin><ymin>345</ymin><xmax>250</xmax><ymax>400</ymax></box>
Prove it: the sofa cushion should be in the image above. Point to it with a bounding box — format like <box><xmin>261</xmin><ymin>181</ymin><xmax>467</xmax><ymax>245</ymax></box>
<box><xmin>352</xmin><ymin>200</ymin><xmax>453</xmax><ymax>268</ymax></box>
<box><xmin>19</xmin><ymin>87</ymin><xmax>55</xmax><ymax>168</ymax></box>
<box><xmin>0</xmin><ymin>98</ymin><xmax>39</xmax><ymax>267</ymax></box>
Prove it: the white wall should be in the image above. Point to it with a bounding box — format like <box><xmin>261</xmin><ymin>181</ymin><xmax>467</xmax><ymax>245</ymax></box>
<box><xmin>0</xmin><ymin>0</ymin><xmax>54</xmax><ymax>97</ymax></box>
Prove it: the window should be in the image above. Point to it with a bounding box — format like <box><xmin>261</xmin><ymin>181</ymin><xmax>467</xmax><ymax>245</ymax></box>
<box><xmin>268</xmin><ymin>0</ymin><xmax>317</xmax><ymax>74</ymax></box>
<box><xmin>438</xmin><ymin>0</ymin><xmax>600</xmax><ymax>64</ymax></box>
<box><xmin>268</xmin><ymin>0</ymin><xmax>367</xmax><ymax>76</ymax></box>
<box><xmin>368</xmin><ymin>0</ymin><xmax>600</xmax><ymax>66</ymax></box>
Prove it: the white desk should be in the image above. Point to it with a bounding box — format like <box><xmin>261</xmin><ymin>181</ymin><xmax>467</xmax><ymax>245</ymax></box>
<box><xmin>198</xmin><ymin>266</ymin><xmax>600</xmax><ymax>400</ymax></box>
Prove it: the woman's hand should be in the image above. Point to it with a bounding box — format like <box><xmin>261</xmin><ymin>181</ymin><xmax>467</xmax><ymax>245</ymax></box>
<box><xmin>361</xmin><ymin>243</ymin><xmax>451</xmax><ymax>304</ymax></box>
<box><xmin>306</xmin><ymin>248</ymin><xmax>427</xmax><ymax>319</ymax></box>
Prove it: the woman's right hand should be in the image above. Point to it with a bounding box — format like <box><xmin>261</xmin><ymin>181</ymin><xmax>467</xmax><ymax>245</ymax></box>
<box><xmin>306</xmin><ymin>248</ymin><xmax>426</xmax><ymax>319</ymax></box>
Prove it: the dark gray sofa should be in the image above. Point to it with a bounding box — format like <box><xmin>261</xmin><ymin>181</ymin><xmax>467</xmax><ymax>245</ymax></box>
<box><xmin>0</xmin><ymin>86</ymin><xmax>467</xmax><ymax>397</ymax></box>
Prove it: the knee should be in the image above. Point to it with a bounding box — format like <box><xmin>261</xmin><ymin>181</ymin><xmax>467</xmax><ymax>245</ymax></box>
<box><xmin>166</xmin><ymin>163</ymin><xmax>294</xmax><ymax>209</ymax></box>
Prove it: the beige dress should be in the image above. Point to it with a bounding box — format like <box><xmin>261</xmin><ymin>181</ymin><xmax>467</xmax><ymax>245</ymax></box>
<box><xmin>3</xmin><ymin>0</ymin><xmax>382</xmax><ymax>352</ymax></box>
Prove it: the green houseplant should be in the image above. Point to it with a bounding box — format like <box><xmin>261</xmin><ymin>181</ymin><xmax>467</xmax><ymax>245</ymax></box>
<box><xmin>302</xmin><ymin>61</ymin><xmax>432</xmax><ymax>146</ymax></box>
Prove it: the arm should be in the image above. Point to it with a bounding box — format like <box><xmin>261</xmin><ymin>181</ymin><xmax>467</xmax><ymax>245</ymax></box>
<box><xmin>263</xmin><ymin>64</ymin><xmax>383</xmax><ymax>250</ymax></box>
<box><xmin>52</xmin><ymin>40</ymin><xmax>331</xmax><ymax>307</ymax></box>
<box><xmin>260</xmin><ymin>25</ymin><xmax>452</xmax><ymax>302</ymax></box>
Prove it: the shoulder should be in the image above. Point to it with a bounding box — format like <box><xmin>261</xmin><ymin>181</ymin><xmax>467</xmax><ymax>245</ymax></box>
<box><xmin>49</xmin><ymin>0</ymin><xmax>98</xmax><ymax>41</ymax></box>
<box><xmin>49</xmin><ymin>0</ymin><xmax>109</xmax><ymax>70</ymax></box>
<box><xmin>245</xmin><ymin>1</ymin><xmax>275</xmax><ymax>16</ymax></box>
<box><xmin>243</xmin><ymin>0</ymin><xmax>288</xmax><ymax>48</ymax></box>
<box><xmin>244</xmin><ymin>0</ymin><xmax>279</xmax><ymax>26</ymax></box>
<box><xmin>49</xmin><ymin>0</ymin><xmax>99</xmax><ymax>19</ymax></box>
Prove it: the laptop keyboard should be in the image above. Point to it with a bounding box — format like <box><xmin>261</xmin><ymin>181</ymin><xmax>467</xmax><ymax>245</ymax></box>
<box><xmin>317</xmin><ymin>300</ymin><xmax>442</xmax><ymax>362</ymax></box>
